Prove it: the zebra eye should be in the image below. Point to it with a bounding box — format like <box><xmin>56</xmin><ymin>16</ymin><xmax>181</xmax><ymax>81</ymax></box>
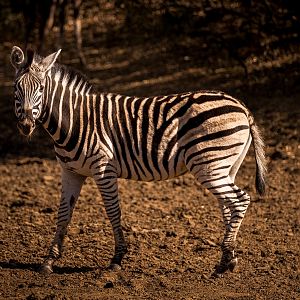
<box><xmin>39</xmin><ymin>85</ymin><xmax>44</xmax><ymax>93</ymax></box>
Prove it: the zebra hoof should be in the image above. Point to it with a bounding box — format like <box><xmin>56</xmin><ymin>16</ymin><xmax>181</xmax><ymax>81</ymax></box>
<box><xmin>39</xmin><ymin>264</ymin><xmax>53</xmax><ymax>275</ymax></box>
<box><xmin>228</xmin><ymin>257</ymin><xmax>238</xmax><ymax>272</ymax></box>
<box><xmin>212</xmin><ymin>257</ymin><xmax>238</xmax><ymax>277</ymax></box>
<box><xmin>108</xmin><ymin>263</ymin><xmax>122</xmax><ymax>272</ymax></box>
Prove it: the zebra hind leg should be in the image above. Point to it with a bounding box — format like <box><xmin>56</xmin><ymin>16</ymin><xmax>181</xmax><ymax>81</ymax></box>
<box><xmin>200</xmin><ymin>175</ymin><xmax>250</xmax><ymax>276</ymax></box>
<box><xmin>39</xmin><ymin>169</ymin><xmax>86</xmax><ymax>275</ymax></box>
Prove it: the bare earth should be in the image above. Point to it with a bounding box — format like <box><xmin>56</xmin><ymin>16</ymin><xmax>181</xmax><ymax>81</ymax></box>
<box><xmin>0</xmin><ymin>32</ymin><xmax>299</xmax><ymax>299</ymax></box>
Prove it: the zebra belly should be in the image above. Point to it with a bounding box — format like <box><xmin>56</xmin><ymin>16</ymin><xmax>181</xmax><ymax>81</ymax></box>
<box><xmin>57</xmin><ymin>159</ymin><xmax>94</xmax><ymax>177</ymax></box>
<box><xmin>118</xmin><ymin>166</ymin><xmax>188</xmax><ymax>181</ymax></box>
<box><xmin>55</xmin><ymin>147</ymin><xmax>94</xmax><ymax>177</ymax></box>
<box><xmin>117</xmin><ymin>150</ymin><xmax>188</xmax><ymax>181</ymax></box>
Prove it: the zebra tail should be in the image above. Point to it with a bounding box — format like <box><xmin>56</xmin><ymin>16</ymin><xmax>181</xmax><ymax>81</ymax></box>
<box><xmin>250</xmin><ymin>120</ymin><xmax>267</xmax><ymax>196</ymax></box>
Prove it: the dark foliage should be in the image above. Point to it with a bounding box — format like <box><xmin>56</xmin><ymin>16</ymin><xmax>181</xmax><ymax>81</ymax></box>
<box><xmin>1</xmin><ymin>0</ymin><xmax>299</xmax><ymax>56</ymax></box>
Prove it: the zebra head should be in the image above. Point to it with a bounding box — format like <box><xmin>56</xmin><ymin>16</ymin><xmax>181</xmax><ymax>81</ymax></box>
<box><xmin>10</xmin><ymin>46</ymin><xmax>61</xmax><ymax>136</ymax></box>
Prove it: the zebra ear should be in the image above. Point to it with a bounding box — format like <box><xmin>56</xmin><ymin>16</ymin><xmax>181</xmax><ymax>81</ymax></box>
<box><xmin>11</xmin><ymin>46</ymin><xmax>25</xmax><ymax>71</ymax></box>
<box><xmin>35</xmin><ymin>49</ymin><xmax>62</xmax><ymax>73</ymax></box>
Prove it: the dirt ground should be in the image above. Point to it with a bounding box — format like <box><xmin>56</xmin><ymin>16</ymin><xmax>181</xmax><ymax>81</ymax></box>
<box><xmin>0</xmin><ymin>15</ymin><xmax>300</xmax><ymax>300</ymax></box>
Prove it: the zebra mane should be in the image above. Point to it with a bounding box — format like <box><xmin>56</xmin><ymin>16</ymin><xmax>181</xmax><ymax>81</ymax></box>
<box><xmin>51</xmin><ymin>62</ymin><xmax>94</xmax><ymax>93</ymax></box>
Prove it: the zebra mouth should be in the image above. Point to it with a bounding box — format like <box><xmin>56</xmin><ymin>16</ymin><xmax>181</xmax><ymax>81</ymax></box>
<box><xmin>17</xmin><ymin>119</ymin><xmax>35</xmax><ymax>136</ymax></box>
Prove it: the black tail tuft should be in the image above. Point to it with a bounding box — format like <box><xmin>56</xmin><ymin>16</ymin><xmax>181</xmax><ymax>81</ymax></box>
<box><xmin>255</xmin><ymin>169</ymin><xmax>266</xmax><ymax>196</ymax></box>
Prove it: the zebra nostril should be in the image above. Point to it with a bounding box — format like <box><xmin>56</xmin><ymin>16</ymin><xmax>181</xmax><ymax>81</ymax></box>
<box><xmin>17</xmin><ymin>118</ymin><xmax>35</xmax><ymax>136</ymax></box>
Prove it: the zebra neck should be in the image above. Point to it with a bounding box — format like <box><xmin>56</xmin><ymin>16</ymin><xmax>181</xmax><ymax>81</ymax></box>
<box><xmin>41</xmin><ymin>67</ymin><xmax>93</xmax><ymax>146</ymax></box>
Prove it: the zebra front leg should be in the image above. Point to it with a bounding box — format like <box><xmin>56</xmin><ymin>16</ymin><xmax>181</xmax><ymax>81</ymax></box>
<box><xmin>95</xmin><ymin>174</ymin><xmax>127</xmax><ymax>270</ymax></box>
<box><xmin>39</xmin><ymin>169</ymin><xmax>86</xmax><ymax>275</ymax></box>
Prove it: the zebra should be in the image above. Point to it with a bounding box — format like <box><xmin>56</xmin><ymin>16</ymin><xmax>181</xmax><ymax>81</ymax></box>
<box><xmin>10</xmin><ymin>46</ymin><xmax>267</xmax><ymax>277</ymax></box>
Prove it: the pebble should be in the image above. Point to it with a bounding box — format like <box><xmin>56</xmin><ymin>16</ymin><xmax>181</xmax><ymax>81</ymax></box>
<box><xmin>270</xmin><ymin>150</ymin><xmax>288</xmax><ymax>160</ymax></box>
<box><xmin>202</xmin><ymin>238</ymin><xmax>217</xmax><ymax>247</ymax></box>
<box><xmin>103</xmin><ymin>281</ymin><xmax>114</xmax><ymax>288</ymax></box>
<box><xmin>201</xmin><ymin>274</ymin><xmax>210</xmax><ymax>280</ymax></box>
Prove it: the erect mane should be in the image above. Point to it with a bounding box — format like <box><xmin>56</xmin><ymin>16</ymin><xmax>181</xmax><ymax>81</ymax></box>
<box><xmin>51</xmin><ymin>61</ymin><xmax>94</xmax><ymax>93</ymax></box>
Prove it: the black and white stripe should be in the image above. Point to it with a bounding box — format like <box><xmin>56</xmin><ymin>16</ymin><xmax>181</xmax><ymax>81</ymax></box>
<box><xmin>11</xmin><ymin>47</ymin><xmax>267</xmax><ymax>276</ymax></box>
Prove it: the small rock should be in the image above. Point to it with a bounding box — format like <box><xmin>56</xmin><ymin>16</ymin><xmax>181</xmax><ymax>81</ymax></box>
<box><xmin>202</xmin><ymin>238</ymin><xmax>217</xmax><ymax>247</ymax></box>
<box><xmin>68</xmin><ymin>227</ymin><xmax>81</xmax><ymax>235</ymax></box>
<box><xmin>40</xmin><ymin>207</ymin><xmax>54</xmax><ymax>214</ymax></box>
<box><xmin>270</xmin><ymin>150</ymin><xmax>288</xmax><ymax>160</ymax></box>
<box><xmin>43</xmin><ymin>175</ymin><xmax>55</xmax><ymax>183</ymax></box>
<box><xmin>195</xmin><ymin>245</ymin><xmax>209</xmax><ymax>252</ymax></box>
<box><xmin>26</xmin><ymin>293</ymin><xmax>39</xmax><ymax>300</ymax></box>
<box><xmin>103</xmin><ymin>281</ymin><xmax>114</xmax><ymax>288</ymax></box>
<box><xmin>268</xmin><ymin>270</ymin><xmax>276</xmax><ymax>276</ymax></box>
<box><xmin>166</xmin><ymin>231</ymin><xmax>177</xmax><ymax>237</ymax></box>
<box><xmin>10</xmin><ymin>199</ymin><xmax>25</xmax><ymax>209</ymax></box>
<box><xmin>201</xmin><ymin>274</ymin><xmax>210</xmax><ymax>280</ymax></box>
<box><xmin>291</xmin><ymin>168</ymin><xmax>300</xmax><ymax>175</ymax></box>
<box><xmin>203</xmin><ymin>189</ymin><xmax>210</xmax><ymax>196</ymax></box>
<box><xmin>261</xmin><ymin>250</ymin><xmax>267</xmax><ymax>257</ymax></box>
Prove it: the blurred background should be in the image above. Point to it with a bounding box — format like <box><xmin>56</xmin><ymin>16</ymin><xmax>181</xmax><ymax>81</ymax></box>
<box><xmin>0</xmin><ymin>0</ymin><xmax>299</xmax><ymax>157</ymax></box>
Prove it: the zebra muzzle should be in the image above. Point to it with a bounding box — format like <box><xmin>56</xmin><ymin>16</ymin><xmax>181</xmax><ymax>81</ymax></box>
<box><xmin>17</xmin><ymin>118</ymin><xmax>35</xmax><ymax>136</ymax></box>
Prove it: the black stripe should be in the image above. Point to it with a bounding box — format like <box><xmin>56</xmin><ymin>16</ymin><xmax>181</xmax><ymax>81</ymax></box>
<box><xmin>213</xmin><ymin>165</ymin><xmax>231</xmax><ymax>171</ymax></box>
<box><xmin>139</xmin><ymin>98</ymin><xmax>154</xmax><ymax>177</ymax></box>
<box><xmin>102</xmin><ymin>95</ymin><xmax>118</xmax><ymax>153</ymax></box>
<box><xmin>47</xmin><ymin>71</ymin><xmax>65</xmax><ymax>135</ymax></box>
<box><xmin>102</xmin><ymin>95</ymin><xmax>122</xmax><ymax>167</ymax></box>
<box><xmin>216</xmin><ymin>195</ymin><xmax>247</xmax><ymax>200</ymax></box>
<box><xmin>111</xmin><ymin>95</ymin><xmax>132</xmax><ymax>179</ymax></box>
<box><xmin>72</xmin><ymin>96</ymin><xmax>89</xmax><ymax>161</ymax></box>
<box><xmin>178</xmin><ymin>106</ymin><xmax>246</xmax><ymax>141</ymax></box>
<box><xmin>214</xmin><ymin>190</ymin><xmax>246</xmax><ymax>197</ymax></box>
<box><xmin>119</xmin><ymin>97</ymin><xmax>146</xmax><ymax>179</ymax></box>
<box><xmin>207</xmin><ymin>183</ymin><xmax>234</xmax><ymax>190</ymax></box>
<box><xmin>90</xmin><ymin>157</ymin><xmax>102</xmax><ymax>169</ymax></box>
<box><xmin>85</xmin><ymin>98</ymin><xmax>95</xmax><ymax>146</ymax></box>
<box><xmin>81</xmin><ymin>132</ymin><xmax>96</xmax><ymax>167</ymax></box>
<box><xmin>58</xmin><ymin>208</ymin><xmax>69</xmax><ymax>215</ymax></box>
<box><xmin>55</xmin><ymin>151</ymin><xmax>72</xmax><ymax>163</ymax></box>
<box><xmin>201</xmin><ymin>175</ymin><xmax>228</xmax><ymax>185</ymax></box>
<box><xmin>185</xmin><ymin>125</ymin><xmax>249</xmax><ymax>150</ymax></box>
<box><xmin>55</xmin><ymin>91</ymin><xmax>81</xmax><ymax>152</ymax></box>
<box><xmin>126</xmin><ymin>97</ymin><xmax>139</xmax><ymax>155</ymax></box>
<box><xmin>56</xmin><ymin>88</ymin><xmax>71</xmax><ymax>144</ymax></box>
<box><xmin>190</xmin><ymin>153</ymin><xmax>238</xmax><ymax>173</ymax></box>
<box><xmin>185</xmin><ymin>143</ymin><xmax>244</xmax><ymax>166</ymax></box>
